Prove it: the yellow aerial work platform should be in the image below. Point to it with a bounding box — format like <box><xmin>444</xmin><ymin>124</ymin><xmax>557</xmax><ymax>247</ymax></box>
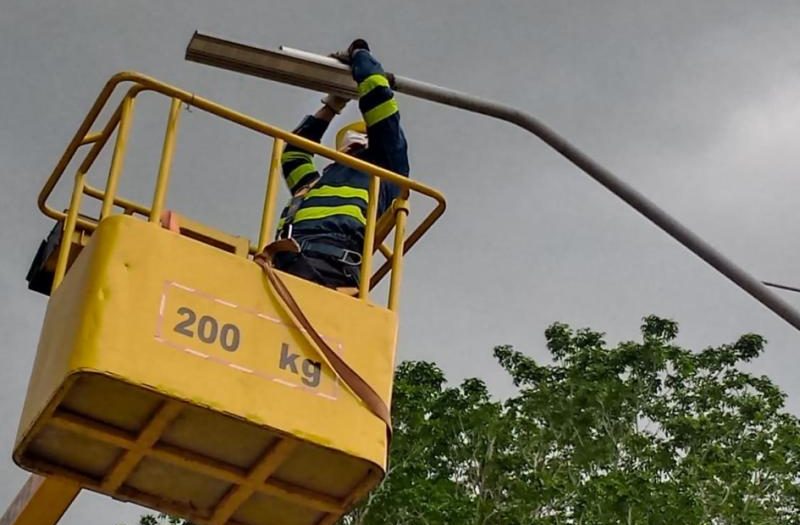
<box><xmin>9</xmin><ymin>72</ymin><xmax>445</xmax><ymax>525</ymax></box>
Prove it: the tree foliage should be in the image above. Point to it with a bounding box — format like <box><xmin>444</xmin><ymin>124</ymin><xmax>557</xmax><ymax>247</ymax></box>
<box><xmin>137</xmin><ymin>514</ymin><xmax>192</xmax><ymax>525</ymax></box>
<box><xmin>140</xmin><ymin>316</ymin><xmax>800</xmax><ymax>524</ymax></box>
<box><xmin>346</xmin><ymin>316</ymin><xmax>800</xmax><ymax>525</ymax></box>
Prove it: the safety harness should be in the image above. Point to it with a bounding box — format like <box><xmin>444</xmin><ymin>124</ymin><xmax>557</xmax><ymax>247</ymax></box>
<box><xmin>254</xmin><ymin>253</ymin><xmax>392</xmax><ymax>441</ymax></box>
<box><xmin>255</xmin><ymin>180</ymin><xmax>391</xmax><ymax>439</ymax></box>
<box><xmin>277</xmin><ymin>177</ymin><xmax>317</xmax><ymax>242</ymax></box>
<box><xmin>274</xmin><ymin>177</ymin><xmax>363</xmax><ymax>269</ymax></box>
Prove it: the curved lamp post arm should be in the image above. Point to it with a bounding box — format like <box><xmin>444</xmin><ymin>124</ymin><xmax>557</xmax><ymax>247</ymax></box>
<box><xmin>187</xmin><ymin>33</ymin><xmax>800</xmax><ymax>332</ymax></box>
<box><xmin>392</xmin><ymin>75</ymin><xmax>800</xmax><ymax>332</ymax></box>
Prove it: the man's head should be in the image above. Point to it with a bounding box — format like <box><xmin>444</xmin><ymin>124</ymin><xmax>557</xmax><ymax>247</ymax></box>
<box><xmin>336</xmin><ymin>121</ymin><xmax>368</xmax><ymax>155</ymax></box>
<box><xmin>339</xmin><ymin>130</ymin><xmax>368</xmax><ymax>155</ymax></box>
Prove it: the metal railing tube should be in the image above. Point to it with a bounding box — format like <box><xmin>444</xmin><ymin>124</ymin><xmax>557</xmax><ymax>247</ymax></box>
<box><xmin>101</xmin><ymin>96</ymin><xmax>135</xmax><ymax>219</ymax></box>
<box><xmin>259</xmin><ymin>139</ymin><xmax>284</xmax><ymax>250</ymax></box>
<box><xmin>387</xmin><ymin>201</ymin><xmax>409</xmax><ymax>312</ymax></box>
<box><xmin>36</xmin><ymin>72</ymin><xmax>447</xmax><ymax>296</ymax></box>
<box><xmin>53</xmin><ymin>171</ymin><xmax>87</xmax><ymax>290</ymax></box>
<box><xmin>359</xmin><ymin>176</ymin><xmax>381</xmax><ymax>299</ymax></box>
<box><xmin>150</xmin><ymin>98</ymin><xmax>182</xmax><ymax>222</ymax></box>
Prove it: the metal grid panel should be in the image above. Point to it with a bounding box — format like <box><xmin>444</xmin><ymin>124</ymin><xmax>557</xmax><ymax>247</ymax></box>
<box><xmin>17</xmin><ymin>378</ymin><xmax>382</xmax><ymax>525</ymax></box>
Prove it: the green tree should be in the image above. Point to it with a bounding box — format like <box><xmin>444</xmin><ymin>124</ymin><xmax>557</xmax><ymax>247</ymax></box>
<box><xmin>347</xmin><ymin>316</ymin><xmax>800</xmax><ymax>524</ymax></box>
<box><xmin>137</xmin><ymin>514</ymin><xmax>192</xmax><ymax>525</ymax></box>
<box><xmin>140</xmin><ymin>316</ymin><xmax>800</xmax><ymax>524</ymax></box>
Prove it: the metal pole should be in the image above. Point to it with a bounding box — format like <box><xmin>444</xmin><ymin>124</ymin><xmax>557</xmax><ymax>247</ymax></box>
<box><xmin>388</xmin><ymin>75</ymin><xmax>800</xmax><ymax>331</ymax></box>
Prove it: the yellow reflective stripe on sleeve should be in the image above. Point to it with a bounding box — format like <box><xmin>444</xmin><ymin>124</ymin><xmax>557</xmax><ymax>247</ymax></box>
<box><xmin>294</xmin><ymin>205</ymin><xmax>367</xmax><ymax>225</ymax></box>
<box><xmin>277</xmin><ymin>217</ymin><xmax>286</xmax><ymax>229</ymax></box>
<box><xmin>282</xmin><ymin>151</ymin><xmax>313</xmax><ymax>163</ymax></box>
<box><xmin>287</xmin><ymin>164</ymin><xmax>317</xmax><ymax>188</ymax></box>
<box><xmin>305</xmin><ymin>185</ymin><xmax>369</xmax><ymax>203</ymax></box>
<box><xmin>358</xmin><ymin>74</ymin><xmax>391</xmax><ymax>96</ymax></box>
<box><xmin>364</xmin><ymin>98</ymin><xmax>399</xmax><ymax>126</ymax></box>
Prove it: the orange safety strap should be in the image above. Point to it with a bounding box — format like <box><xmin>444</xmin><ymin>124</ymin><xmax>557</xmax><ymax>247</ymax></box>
<box><xmin>254</xmin><ymin>255</ymin><xmax>392</xmax><ymax>441</ymax></box>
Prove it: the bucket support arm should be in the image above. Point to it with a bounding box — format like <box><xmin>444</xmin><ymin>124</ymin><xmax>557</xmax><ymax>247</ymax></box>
<box><xmin>0</xmin><ymin>475</ymin><xmax>79</xmax><ymax>525</ymax></box>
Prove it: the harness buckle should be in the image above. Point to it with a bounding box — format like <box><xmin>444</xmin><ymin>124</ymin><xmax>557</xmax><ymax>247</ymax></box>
<box><xmin>338</xmin><ymin>249</ymin><xmax>362</xmax><ymax>266</ymax></box>
<box><xmin>299</xmin><ymin>240</ymin><xmax>362</xmax><ymax>266</ymax></box>
<box><xmin>278</xmin><ymin>223</ymin><xmax>293</xmax><ymax>240</ymax></box>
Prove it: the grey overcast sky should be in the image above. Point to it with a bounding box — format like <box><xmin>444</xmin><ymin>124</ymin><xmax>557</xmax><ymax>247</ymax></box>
<box><xmin>2</xmin><ymin>1</ymin><xmax>800</xmax><ymax>523</ymax></box>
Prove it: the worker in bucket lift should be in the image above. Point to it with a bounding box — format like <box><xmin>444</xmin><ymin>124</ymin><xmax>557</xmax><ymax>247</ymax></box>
<box><xmin>259</xmin><ymin>39</ymin><xmax>409</xmax><ymax>289</ymax></box>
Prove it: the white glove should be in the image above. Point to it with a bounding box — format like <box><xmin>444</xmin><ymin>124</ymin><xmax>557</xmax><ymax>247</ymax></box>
<box><xmin>321</xmin><ymin>94</ymin><xmax>349</xmax><ymax>114</ymax></box>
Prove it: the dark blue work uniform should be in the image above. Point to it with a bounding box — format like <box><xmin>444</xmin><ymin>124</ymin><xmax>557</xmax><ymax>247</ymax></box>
<box><xmin>274</xmin><ymin>50</ymin><xmax>409</xmax><ymax>288</ymax></box>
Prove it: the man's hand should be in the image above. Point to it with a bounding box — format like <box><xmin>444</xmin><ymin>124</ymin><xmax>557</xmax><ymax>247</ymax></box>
<box><xmin>330</xmin><ymin>39</ymin><xmax>371</xmax><ymax>65</ymax></box>
<box><xmin>329</xmin><ymin>49</ymin><xmax>351</xmax><ymax>64</ymax></box>
<box><xmin>320</xmin><ymin>94</ymin><xmax>348</xmax><ymax>114</ymax></box>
